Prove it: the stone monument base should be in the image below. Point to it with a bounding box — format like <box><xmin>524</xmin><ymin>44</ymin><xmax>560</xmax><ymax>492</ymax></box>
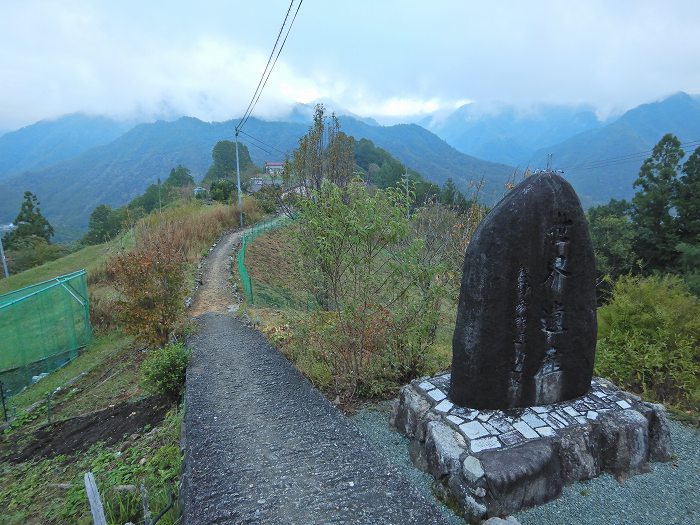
<box><xmin>391</xmin><ymin>373</ymin><xmax>672</xmax><ymax>523</ymax></box>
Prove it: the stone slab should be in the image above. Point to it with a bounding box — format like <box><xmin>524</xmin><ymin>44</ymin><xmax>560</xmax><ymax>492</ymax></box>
<box><xmin>450</xmin><ymin>172</ymin><xmax>597</xmax><ymax>409</ymax></box>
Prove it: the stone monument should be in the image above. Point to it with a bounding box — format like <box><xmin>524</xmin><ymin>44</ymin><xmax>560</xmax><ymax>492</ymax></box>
<box><xmin>392</xmin><ymin>172</ymin><xmax>673</xmax><ymax>522</ymax></box>
<box><xmin>450</xmin><ymin>172</ymin><xmax>597</xmax><ymax>409</ymax></box>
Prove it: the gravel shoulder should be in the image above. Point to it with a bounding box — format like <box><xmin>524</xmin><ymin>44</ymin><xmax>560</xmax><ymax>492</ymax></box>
<box><xmin>515</xmin><ymin>418</ymin><xmax>700</xmax><ymax>525</ymax></box>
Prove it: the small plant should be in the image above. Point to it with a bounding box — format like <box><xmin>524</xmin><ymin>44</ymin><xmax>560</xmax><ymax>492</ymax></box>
<box><xmin>141</xmin><ymin>342</ymin><xmax>191</xmax><ymax>399</ymax></box>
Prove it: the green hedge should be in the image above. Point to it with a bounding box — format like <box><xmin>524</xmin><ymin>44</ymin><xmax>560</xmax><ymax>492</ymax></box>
<box><xmin>595</xmin><ymin>274</ymin><xmax>700</xmax><ymax>409</ymax></box>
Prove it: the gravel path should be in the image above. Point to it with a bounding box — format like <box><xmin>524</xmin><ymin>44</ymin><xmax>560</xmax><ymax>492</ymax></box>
<box><xmin>182</xmin><ymin>314</ymin><xmax>452</xmax><ymax>524</ymax></box>
<box><xmin>182</xmin><ymin>229</ymin><xmax>451</xmax><ymax>524</ymax></box>
<box><xmin>189</xmin><ymin>229</ymin><xmax>245</xmax><ymax>316</ymax></box>
<box><xmin>352</xmin><ymin>403</ymin><xmax>700</xmax><ymax>525</ymax></box>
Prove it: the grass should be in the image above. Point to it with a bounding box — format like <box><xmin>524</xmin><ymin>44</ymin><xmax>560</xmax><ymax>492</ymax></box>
<box><xmin>4</xmin><ymin>331</ymin><xmax>134</xmax><ymax>415</ymax></box>
<box><xmin>0</xmin><ymin>408</ymin><xmax>182</xmax><ymax>525</ymax></box>
<box><xmin>243</xmin><ymin>227</ymin><xmax>314</xmax><ymax>309</ymax></box>
<box><xmin>0</xmin><ymin>238</ymin><xmax>129</xmax><ymax>296</ymax></box>
<box><xmin>0</xmin><ymin>198</ymin><xmax>255</xmax><ymax>524</ymax></box>
<box><xmin>0</xmin><ymin>327</ymin><xmax>177</xmax><ymax>525</ymax></box>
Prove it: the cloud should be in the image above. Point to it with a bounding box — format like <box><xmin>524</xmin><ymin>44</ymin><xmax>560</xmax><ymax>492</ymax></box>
<box><xmin>1</xmin><ymin>0</ymin><xmax>699</xmax><ymax>129</ymax></box>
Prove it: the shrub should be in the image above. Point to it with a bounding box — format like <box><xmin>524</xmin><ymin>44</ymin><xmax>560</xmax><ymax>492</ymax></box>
<box><xmin>141</xmin><ymin>342</ymin><xmax>191</xmax><ymax>398</ymax></box>
<box><xmin>5</xmin><ymin>236</ymin><xmax>70</xmax><ymax>273</ymax></box>
<box><xmin>293</xmin><ymin>181</ymin><xmax>447</xmax><ymax>399</ymax></box>
<box><xmin>253</xmin><ymin>186</ymin><xmax>280</xmax><ymax>214</ymax></box>
<box><xmin>106</xmin><ymin>200</ymin><xmax>264</xmax><ymax>346</ymax></box>
<box><xmin>595</xmin><ymin>274</ymin><xmax>700</xmax><ymax>409</ymax></box>
<box><xmin>107</xmin><ymin>236</ymin><xmax>188</xmax><ymax>347</ymax></box>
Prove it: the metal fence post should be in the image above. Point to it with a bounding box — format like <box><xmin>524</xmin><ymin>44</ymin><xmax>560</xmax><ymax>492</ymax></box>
<box><xmin>84</xmin><ymin>472</ymin><xmax>107</xmax><ymax>525</ymax></box>
<box><xmin>0</xmin><ymin>381</ymin><xmax>7</xmax><ymax>422</ymax></box>
<box><xmin>46</xmin><ymin>393</ymin><xmax>52</xmax><ymax>424</ymax></box>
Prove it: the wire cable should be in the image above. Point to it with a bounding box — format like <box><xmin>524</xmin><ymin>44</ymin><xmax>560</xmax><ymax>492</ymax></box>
<box><xmin>238</xmin><ymin>129</ymin><xmax>288</xmax><ymax>156</ymax></box>
<box><xmin>238</xmin><ymin>0</ymin><xmax>303</xmax><ymax>131</ymax></box>
<box><xmin>239</xmin><ymin>138</ymin><xmax>277</xmax><ymax>158</ymax></box>
<box><xmin>565</xmin><ymin>139</ymin><xmax>700</xmax><ymax>171</ymax></box>
<box><xmin>236</xmin><ymin>0</ymin><xmax>294</xmax><ymax>133</ymax></box>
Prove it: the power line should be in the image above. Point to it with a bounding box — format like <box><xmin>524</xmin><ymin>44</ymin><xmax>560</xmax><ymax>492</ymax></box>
<box><xmin>231</xmin><ymin>0</ymin><xmax>302</xmax><ymax>228</ymax></box>
<box><xmin>239</xmin><ymin>138</ymin><xmax>277</xmax><ymax>158</ymax></box>
<box><xmin>236</xmin><ymin>0</ymin><xmax>294</xmax><ymax>132</ymax></box>
<box><xmin>565</xmin><ymin>139</ymin><xmax>700</xmax><ymax>171</ymax></box>
<box><xmin>237</xmin><ymin>0</ymin><xmax>303</xmax><ymax>132</ymax></box>
<box><xmin>238</xmin><ymin>129</ymin><xmax>287</xmax><ymax>156</ymax></box>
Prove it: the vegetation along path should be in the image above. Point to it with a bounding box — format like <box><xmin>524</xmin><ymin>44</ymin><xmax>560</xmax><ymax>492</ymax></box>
<box><xmin>182</xmin><ymin>228</ymin><xmax>451</xmax><ymax>524</ymax></box>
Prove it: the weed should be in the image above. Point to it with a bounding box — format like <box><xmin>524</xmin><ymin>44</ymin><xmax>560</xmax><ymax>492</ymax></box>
<box><xmin>141</xmin><ymin>342</ymin><xmax>191</xmax><ymax>399</ymax></box>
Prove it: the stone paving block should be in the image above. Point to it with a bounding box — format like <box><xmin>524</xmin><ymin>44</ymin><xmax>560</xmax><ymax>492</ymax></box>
<box><xmin>460</xmin><ymin>420</ymin><xmax>489</xmax><ymax>440</ymax></box>
<box><xmin>521</xmin><ymin>412</ymin><xmax>546</xmax><ymax>428</ymax></box>
<box><xmin>499</xmin><ymin>430</ymin><xmax>527</xmax><ymax>447</ymax></box>
<box><xmin>535</xmin><ymin>426</ymin><xmax>555</xmax><ymax>437</ymax></box>
<box><xmin>471</xmin><ymin>436</ymin><xmax>502</xmax><ymax>453</ymax></box>
<box><xmin>418</xmin><ymin>381</ymin><xmax>435</xmax><ymax>392</ymax></box>
<box><xmin>513</xmin><ymin>421</ymin><xmax>539</xmax><ymax>439</ymax></box>
<box><xmin>434</xmin><ymin>399</ymin><xmax>454</xmax><ymax>413</ymax></box>
<box><xmin>428</xmin><ymin>389</ymin><xmax>447</xmax><ymax>402</ymax></box>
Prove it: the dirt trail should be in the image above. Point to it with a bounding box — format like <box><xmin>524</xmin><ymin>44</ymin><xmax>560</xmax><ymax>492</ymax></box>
<box><xmin>189</xmin><ymin>228</ymin><xmax>248</xmax><ymax>317</ymax></box>
<box><xmin>182</xmin><ymin>223</ymin><xmax>452</xmax><ymax>524</ymax></box>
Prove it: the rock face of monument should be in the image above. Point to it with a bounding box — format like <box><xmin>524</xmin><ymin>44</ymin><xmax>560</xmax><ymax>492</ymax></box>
<box><xmin>449</xmin><ymin>172</ymin><xmax>597</xmax><ymax>409</ymax></box>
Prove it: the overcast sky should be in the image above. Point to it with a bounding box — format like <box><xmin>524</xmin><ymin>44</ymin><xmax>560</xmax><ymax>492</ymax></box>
<box><xmin>1</xmin><ymin>0</ymin><xmax>699</xmax><ymax>130</ymax></box>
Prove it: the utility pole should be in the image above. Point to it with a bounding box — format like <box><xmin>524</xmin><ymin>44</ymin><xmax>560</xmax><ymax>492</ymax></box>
<box><xmin>0</xmin><ymin>235</ymin><xmax>8</xmax><ymax>279</ymax></box>
<box><xmin>235</xmin><ymin>130</ymin><xmax>244</xmax><ymax>228</ymax></box>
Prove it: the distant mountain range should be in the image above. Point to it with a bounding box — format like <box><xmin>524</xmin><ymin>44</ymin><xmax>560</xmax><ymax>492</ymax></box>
<box><xmin>0</xmin><ymin>114</ymin><xmax>512</xmax><ymax>240</ymax></box>
<box><xmin>423</xmin><ymin>103</ymin><xmax>603</xmax><ymax>166</ymax></box>
<box><xmin>0</xmin><ymin>114</ymin><xmax>133</xmax><ymax>181</ymax></box>
<box><xmin>527</xmin><ymin>92</ymin><xmax>700</xmax><ymax>207</ymax></box>
<box><xmin>425</xmin><ymin>92</ymin><xmax>700</xmax><ymax>207</ymax></box>
<box><xmin>2</xmin><ymin>92</ymin><xmax>698</xmax><ymax>240</ymax></box>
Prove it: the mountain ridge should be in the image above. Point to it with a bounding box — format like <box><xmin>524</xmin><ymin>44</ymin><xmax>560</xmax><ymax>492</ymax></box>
<box><xmin>526</xmin><ymin>92</ymin><xmax>700</xmax><ymax>206</ymax></box>
<box><xmin>0</xmin><ymin>115</ymin><xmax>513</xmax><ymax>240</ymax></box>
<box><xmin>0</xmin><ymin>114</ymin><xmax>135</xmax><ymax>181</ymax></box>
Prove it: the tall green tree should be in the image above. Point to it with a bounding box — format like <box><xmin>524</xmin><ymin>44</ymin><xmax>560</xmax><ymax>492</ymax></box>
<box><xmin>290</xmin><ymin>104</ymin><xmax>354</xmax><ymax>192</ymax></box>
<box><xmin>82</xmin><ymin>204</ymin><xmax>122</xmax><ymax>245</ymax></box>
<box><xmin>165</xmin><ymin>165</ymin><xmax>194</xmax><ymax>187</ymax></box>
<box><xmin>439</xmin><ymin>178</ymin><xmax>469</xmax><ymax>210</ymax></box>
<box><xmin>676</xmin><ymin>146</ymin><xmax>700</xmax><ymax>243</ymax></box>
<box><xmin>586</xmin><ymin>199</ymin><xmax>638</xmax><ymax>279</ymax></box>
<box><xmin>128</xmin><ymin>182</ymin><xmax>163</xmax><ymax>214</ymax></box>
<box><xmin>3</xmin><ymin>191</ymin><xmax>54</xmax><ymax>249</ymax></box>
<box><xmin>631</xmin><ymin>134</ymin><xmax>684</xmax><ymax>271</ymax></box>
<box><xmin>202</xmin><ymin>141</ymin><xmax>256</xmax><ymax>187</ymax></box>
<box><xmin>209</xmin><ymin>179</ymin><xmax>236</xmax><ymax>203</ymax></box>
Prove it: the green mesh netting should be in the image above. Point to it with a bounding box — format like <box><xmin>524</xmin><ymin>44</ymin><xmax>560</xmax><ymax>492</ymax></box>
<box><xmin>237</xmin><ymin>216</ymin><xmax>319</xmax><ymax>310</ymax></box>
<box><xmin>0</xmin><ymin>270</ymin><xmax>92</xmax><ymax>397</ymax></box>
<box><xmin>237</xmin><ymin>217</ymin><xmax>290</xmax><ymax>305</ymax></box>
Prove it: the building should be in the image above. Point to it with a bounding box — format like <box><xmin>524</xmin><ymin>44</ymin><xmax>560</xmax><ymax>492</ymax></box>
<box><xmin>264</xmin><ymin>161</ymin><xmax>284</xmax><ymax>176</ymax></box>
